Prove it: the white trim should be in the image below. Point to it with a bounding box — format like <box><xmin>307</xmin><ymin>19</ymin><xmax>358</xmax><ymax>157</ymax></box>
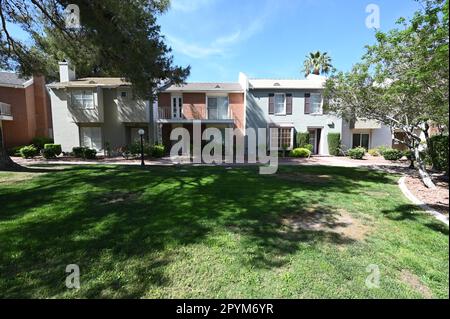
<box><xmin>170</xmin><ymin>94</ymin><xmax>183</xmax><ymax>119</ymax></box>
<box><xmin>274</xmin><ymin>93</ymin><xmax>286</xmax><ymax>116</ymax></box>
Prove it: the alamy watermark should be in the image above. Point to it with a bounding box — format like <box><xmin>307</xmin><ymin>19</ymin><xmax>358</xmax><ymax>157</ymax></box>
<box><xmin>365</xmin><ymin>264</ymin><xmax>380</xmax><ymax>289</ymax></box>
<box><xmin>365</xmin><ymin>4</ymin><xmax>380</xmax><ymax>29</ymax></box>
<box><xmin>66</xmin><ymin>264</ymin><xmax>80</xmax><ymax>289</ymax></box>
<box><xmin>168</xmin><ymin>122</ymin><xmax>279</xmax><ymax>174</ymax></box>
<box><xmin>64</xmin><ymin>4</ymin><xmax>81</xmax><ymax>29</ymax></box>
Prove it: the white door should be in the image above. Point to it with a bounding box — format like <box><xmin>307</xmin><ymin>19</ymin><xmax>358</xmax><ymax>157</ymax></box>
<box><xmin>308</xmin><ymin>129</ymin><xmax>317</xmax><ymax>154</ymax></box>
<box><xmin>171</xmin><ymin>96</ymin><xmax>182</xmax><ymax>119</ymax></box>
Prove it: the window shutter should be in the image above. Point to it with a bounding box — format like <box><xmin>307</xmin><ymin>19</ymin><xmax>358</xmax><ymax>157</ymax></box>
<box><xmin>286</xmin><ymin>94</ymin><xmax>293</xmax><ymax>115</ymax></box>
<box><xmin>304</xmin><ymin>93</ymin><xmax>311</xmax><ymax>114</ymax></box>
<box><xmin>268</xmin><ymin>94</ymin><xmax>274</xmax><ymax>114</ymax></box>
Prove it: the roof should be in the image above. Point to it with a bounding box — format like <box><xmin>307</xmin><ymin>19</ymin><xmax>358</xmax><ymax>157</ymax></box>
<box><xmin>248</xmin><ymin>74</ymin><xmax>326</xmax><ymax>90</ymax></box>
<box><xmin>0</xmin><ymin>71</ymin><xmax>33</xmax><ymax>88</ymax></box>
<box><xmin>161</xmin><ymin>82</ymin><xmax>243</xmax><ymax>92</ymax></box>
<box><xmin>48</xmin><ymin>77</ymin><xmax>131</xmax><ymax>89</ymax></box>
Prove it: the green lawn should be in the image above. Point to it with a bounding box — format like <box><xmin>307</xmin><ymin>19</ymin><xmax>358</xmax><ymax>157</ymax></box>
<box><xmin>0</xmin><ymin>165</ymin><xmax>448</xmax><ymax>298</ymax></box>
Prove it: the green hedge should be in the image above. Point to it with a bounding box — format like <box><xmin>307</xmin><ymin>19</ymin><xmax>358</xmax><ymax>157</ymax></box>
<box><xmin>151</xmin><ymin>144</ymin><xmax>165</xmax><ymax>158</ymax></box>
<box><xmin>428</xmin><ymin>135</ymin><xmax>449</xmax><ymax>174</ymax></box>
<box><xmin>383</xmin><ymin>149</ymin><xmax>403</xmax><ymax>161</ymax></box>
<box><xmin>19</xmin><ymin>145</ymin><xmax>38</xmax><ymax>158</ymax></box>
<box><xmin>296</xmin><ymin>132</ymin><xmax>310</xmax><ymax>148</ymax></box>
<box><xmin>348</xmin><ymin>147</ymin><xmax>365</xmax><ymax>159</ymax></box>
<box><xmin>290</xmin><ymin>147</ymin><xmax>311</xmax><ymax>158</ymax></box>
<box><xmin>31</xmin><ymin>136</ymin><xmax>54</xmax><ymax>150</ymax></box>
<box><xmin>327</xmin><ymin>133</ymin><xmax>341</xmax><ymax>156</ymax></box>
<box><xmin>72</xmin><ymin>146</ymin><xmax>96</xmax><ymax>159</ymax></box>
<box><xmin>44</xmin><ymin>144</ymin><xmax>62</xmax><ymax>156</ymax></box>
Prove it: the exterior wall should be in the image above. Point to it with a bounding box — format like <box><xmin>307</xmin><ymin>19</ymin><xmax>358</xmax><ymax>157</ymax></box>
<box><xmin>102</xmin><ymin>88</ymin><xmax>126</xmax><ymax>150</ymax></box>
<box><xmin>158</xmin><ymin>93</ymin><xmax>171</xmax><ymax>107</ymax></box>
<box><xmin>341</xmin><ymin>123</ymin><xmax>393</xmax><ymax>150</ymax></box>
<box><xmin>183</xmin><ymin>93</ymin><xmax>206</xmax><ymax>119</ymax></box>
<box><xmin>229</xmin><ymin>93</ymin><xmax>245</xmax><ymax>132</ymax></box>
<box><xmin>246</xmin><ymin>89</ymin><xmax>342</xmax><ymax>155</ymax></box>
<box><xmin>116</xmin><ymin>87</ymin><xmax>148</xmax><ymax>123</ymax></box>
<box><xmin>0</xmin><ymin>78</ymin><xmax>51</xmax><ymax>148</ymax></box>
<box><xmin>50</xmin><ymin>89</ymin><xmax>80</xmax><ymax>152</ymax></box>
<box><xmin>64</xmin><ymin>88</ymin><xmax>104</xmax><ymax>123</ymax></box>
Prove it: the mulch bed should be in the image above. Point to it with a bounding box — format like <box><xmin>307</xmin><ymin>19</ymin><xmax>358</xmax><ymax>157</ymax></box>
<box><xmin>404</xmin><ymin>173</ymin><xmax>449</xmax><ymax>216</ymax></box>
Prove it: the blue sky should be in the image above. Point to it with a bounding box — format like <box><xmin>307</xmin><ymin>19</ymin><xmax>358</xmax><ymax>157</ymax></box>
<box><xmin>159</xmin><ymin>0</ymin><xmax>421</xmax><ymax>82</ymax></box>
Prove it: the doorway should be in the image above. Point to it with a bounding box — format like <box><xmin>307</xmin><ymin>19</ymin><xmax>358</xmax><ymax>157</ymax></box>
<box><xmin>308</xmin><ymin>128</ymin><xmax>322</xmax><ymax>154</ymax></box>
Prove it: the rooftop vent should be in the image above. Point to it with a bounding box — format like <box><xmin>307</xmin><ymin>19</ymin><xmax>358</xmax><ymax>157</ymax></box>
<box><xmin>215</xmin><ymin>84</ymin><xmax>221</xmax><ymax>88</ymax></box>
<box><xmin>89</xmin><ymin>80</ymin><xmax>96</xmax><ymax>84</ymax></box>
<box><xmin>273</xmin><ymin>82</ymin><xmax>281</xmax><ymax>86</ymax></box>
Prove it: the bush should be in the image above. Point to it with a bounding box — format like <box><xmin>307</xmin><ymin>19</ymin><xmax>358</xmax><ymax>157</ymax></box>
<box><xmin>41</xmin><ymin>148</ymin><xmax>56</xmax><ymax>159</ymax></box>
<box><xmin>19</xmin><ymin>145</ymin><xmax>38</xmax><ymax>158</ymax></box>
<box><xmin>31</xmin><ymin>136</ymin><xmax>53</xmax><ymax>150</ymax></box>
<box><xmin>368</xmin><ymin>149</ymin><xmax>380</xmax><ymax>156</ymax></box>
<box><xmin>376</xmin><ymin>145</ymin><xmax>390</xmax><ymax>156</ymax></box>
<box><xmin>72</xmin><ymin>147</ymin><xmax>86</xmax><ymax>158</ymax></box>
<box><xmin>382</xmin><ymin>148</ymin><xmax>403</xmax><ymax>161</ymax></box>
<box><xmin>428</xmin><ymin>135</ymin><xmax>449</xmax><ymax>174</ymax></box>
<box><xmin>44</xmin><ymin>144</ymin><xmax>62</xmax><ymax>156</ymax></box>
<box><xmin>8</xmin><ymin>145</ymin><xmax>26</xmax><ymax>156</ymax></box>
<box><xmin>83</xmin><ymin>148</ymin><xmax>97</xmax><ymax>159</ymax></box>
<box><xmin>348</xmin><ymin>147</ymin><xmax>365</xmax><ymax>159</ymax></box>
<box><xmin>327</xmin><ymin>133</ymin><xmax>341</xmax><ymax>156</ymax></box>
<box><xmin>403</xmin><ymin>150</ymin><xmax>414</xmax><ymax>160</ymax></box>
<box><xmin>303</xmin><ymin>144</ymin><xmax>314</xmax><ymax>152</ymax></box>
<box><xmin>296</xmin><ymin>132</ymin><xmax>310</xmax><ymax>148</ymax></box>
<box><xmin>290</xmin><ymin>147</ymin><xmax>311</xmax><ymax>158</ymax></box>
<box><xmin>151</xmin><ymin>144</ymin><xmax>165</xmax><ymax>158</ymax></box>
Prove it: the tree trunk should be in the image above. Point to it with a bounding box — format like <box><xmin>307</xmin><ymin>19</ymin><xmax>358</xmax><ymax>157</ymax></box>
<box><xmin>414</xmin><ymin>146</ymin><xmax>436</xmax><ymax>189</ymax></box>
<box><xmin>0</xmin><ymin>126</ymin><xmax>20</xmax><ymax>171</ymax></box>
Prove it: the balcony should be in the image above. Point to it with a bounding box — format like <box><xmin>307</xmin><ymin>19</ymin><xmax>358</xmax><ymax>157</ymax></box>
<box><xmin>0</xmin><ymin>102</ymin><xmax>13</xmax><ymax>121</ymax></box>
<box><xmin>157</xmin><ymin>106</ymin><xmax>236</xmax><ymax>123</ymax></box>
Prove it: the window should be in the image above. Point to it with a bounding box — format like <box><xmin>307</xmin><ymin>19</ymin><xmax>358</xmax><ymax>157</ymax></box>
<box><xmin>71</xmin><ymin>90</ymin><xmax>94</xmax><ymax>109</ymax></box>
<box><xmin>208</xmin><ymin>96</ymin><xmax>229</xmax><ymax>120</ymax></box>
<box><xmin>274</xmin><ymin>93</ymin><xmax>285</xmax><ymax>115</ymax></box>
<box><xmin>310</xmin><ymin>93</ymin><xmax>322</xmax><ymax>114</ymax></box>
<box><xmin>270</xmin><ymin>127</ymin><xmax>293</xmax><ymax>150</ymax></box>
<box><xmin>352</xmin><ymin>133</ymin><xmax>370</xmax><ymax>149</ymax></box>
<box><xmin>120</xmin><ymin>91</ymin><xmax>128</xmax><ymax>98</ymax></box>
<box><xmin>80</xmin><ymin>127</ymin><xmax>102</xmax><ymax>150</ymax></box>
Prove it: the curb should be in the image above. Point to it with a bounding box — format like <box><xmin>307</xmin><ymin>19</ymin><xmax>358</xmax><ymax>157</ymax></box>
<box><xmin>398</xmin><ymin>176</ymin><xmax>449</xmax><ymax>226</ymax></box>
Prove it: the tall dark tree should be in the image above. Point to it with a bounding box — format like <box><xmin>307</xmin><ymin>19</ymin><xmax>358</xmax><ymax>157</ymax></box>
<box><xmin>0</xmin><ymin>0</ymin><xmax>188</xmax><ymax>170</ymax></box>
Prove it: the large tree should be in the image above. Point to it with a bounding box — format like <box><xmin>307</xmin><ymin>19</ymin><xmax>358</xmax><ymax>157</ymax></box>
<box><xmin>0</xmin><ymin>0</ymin><xmax>189</xmax><ymax>170</ymax></box>
<box><xmin>324</xmin><ymin>0</ymin><xmax>449</xmax><ymax>188</ymax></box>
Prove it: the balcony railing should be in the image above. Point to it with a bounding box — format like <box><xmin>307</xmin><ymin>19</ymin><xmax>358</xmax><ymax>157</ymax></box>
<box><xmin>0</xmin><ymin>102</ymin><xmax>12</xmax><ymax>117</ymax></box>
<box><xmin>158</xmin><ymin>106</ymin><xmax>235</xmax><ymax>121</ymax></box>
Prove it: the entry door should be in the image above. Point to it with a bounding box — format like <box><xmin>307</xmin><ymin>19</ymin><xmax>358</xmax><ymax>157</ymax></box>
<box><xmin>172</xmin><ymin>96</ymin><xmax>183</xmax><ymax>119</ymax></box>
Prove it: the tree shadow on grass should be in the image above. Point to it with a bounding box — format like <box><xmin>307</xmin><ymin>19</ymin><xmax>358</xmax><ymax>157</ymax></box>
<box><xmin>0</xmin><ymin>164</ymin><xmax>400</xmax><ymax>297</ymax></box>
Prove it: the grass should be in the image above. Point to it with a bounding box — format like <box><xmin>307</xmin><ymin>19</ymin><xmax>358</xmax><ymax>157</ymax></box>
<box><xmin>0</xmin><ymin>165</ymin><xmax>448</xmax><ymax>298</ymax></box>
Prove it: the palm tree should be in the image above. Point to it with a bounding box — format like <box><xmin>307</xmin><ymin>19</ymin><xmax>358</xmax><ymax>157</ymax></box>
<box><xmin>303</xmin><ymin>51</ymin><xmax>333</xmax><ymax>76</ymax></box>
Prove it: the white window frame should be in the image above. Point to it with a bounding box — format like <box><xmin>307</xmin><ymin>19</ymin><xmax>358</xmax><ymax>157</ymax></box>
<box><xmin>269</xmin><ymin>126</ymin><xmax>294</xmax><ymax>150</ymax></box>
<box><xmin>352</xmin><ymin>132</ymin><xmax>370</xmax><ymax>149</ymax></box>
<box><xmin>309</xmin><ymin>92</ymin><xmax>323</xmax><ymax>115</ymax></box>
<box><xmin>207</xmin><ymin>95</ymin><xmax>229</xmax><ymax>120</ymax></box>
<box><xmin>71</xmin><ymin>90</ymin><xmax>95</xmax><ymax>109</ymax></box>
<box><xmin>79</xmin><ymin>126</ymin><xmax>102</xmax><ymax>150</ymax></box>
<box><xmin>274</xmin><ymin>93</ymin><xmax>286</xmax><ymax>116</ymax></box>
<box><xmin>171</xmin><ymin>95</ymin><xmax>183</xmax><ymax>119</ymax></box>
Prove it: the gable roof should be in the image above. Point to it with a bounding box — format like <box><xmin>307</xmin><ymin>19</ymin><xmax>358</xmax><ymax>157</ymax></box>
<box><xmin>0</xmin><ymin>71</ymin><xmax>33</xmax><ymax>88</ymax></box>
<box><xmin>47</xmin><ymin>77</ymin><xmax>131</xmax><ymax>89</ymax></box>
<box><xmin>161</xmin><ymin>82</ymin><xmax>243</xmax><ymax>92</ymax></box>
<box><xmin>248</xmin><ymin>78</ymin><xmax>326</xmax><ymax>90</ymax></box>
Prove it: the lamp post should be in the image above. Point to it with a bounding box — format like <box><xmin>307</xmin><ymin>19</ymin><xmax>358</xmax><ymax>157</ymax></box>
<box><xmin>138</xmin><ymin>129</ymin><xmax>145</xmax><ymax>167</ymax></box>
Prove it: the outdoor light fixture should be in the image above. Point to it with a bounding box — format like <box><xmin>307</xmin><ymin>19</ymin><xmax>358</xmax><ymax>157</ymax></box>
<box><xmin>138</xmin><ymin>129</ymin><xmax>145</xmax><ymax>167</ymax></box>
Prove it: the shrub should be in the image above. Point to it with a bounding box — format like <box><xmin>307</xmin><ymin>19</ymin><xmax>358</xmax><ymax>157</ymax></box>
<box><xmin>303</xmin><ymin>144</ymin><xmax>314</xmax><ymax>152</ymax></box>
<box><xmin>327</xmin><ymin>133</ymin><xmax>341</xmax><ymax>156</ymax></box>
<box><xmin>72</xmin><ymin>147</ymin><xmax>86</xmax><ymax>158</ymax></box>
<box><xmin>41</xmin><ymin>148</ymin><xmax>56</xmax><ymax>159</ymax></box>
<box><xmin>376</xmin><ymin>145</ymin><xmax>390</xmax><ymax>156</ymax></box>
<box><xmin>19</xmin><ymin>145</ymin><xmax>38</xmax><ymax>158</ymax></box>
<box><xmin>403</xmin><ymin>150</ymin><xmax>414</xmax><ymax>160</ymax></box>
<box><xmin>31</xmin><ymin>136</ymin><xmax>53</xmax><ymax>150</ymax></box>
<box><xmin>382</xmin><ymin>148</ymin><xmax>403</xmax><ymax>161</ymax></box>
<box><xmin>428</xmin><ymin>135</ymin><xmax>449</xmax><ymax>174</ymax></box>
<box><xmin>83</xmin><ymin>148</ymin><xmax>97</xmax><ymax>159</ymax></box>
<box><xmin>129</xmin><ymin>141</ymin><xmax>142</xmax><ymax>156</ymax></box>
<box><xmin>151</xmin><ymin>144</ymin><xmax>165</xmax><ymax>158</ymax></box>
<box><xmin>8</xmin><ymin>145</ymin><xmax>26</xmax><ymax>156</ymax></box>
<box><xmin>290</xmin><ymin>147</ymin><xmax>311</xmax><ymax>158</ymax></box>
<box><xmin>44</xmin><ymin>144</ymin><xmax>62</xmax><ymax>156</ymax></box>
<box><xmin>348</xmin><ymin>147</ymin><xmax>365</xmax><ymax>159</ymax></box>
<box><xmin>368</xmin><ymin>149</ymin><xmax>380</xmax><ymax>156</ymax></box>
<box><xmin>296</xmin><ymin>132</ymin><xmax>310</xmax><ymax>148</ymax></box>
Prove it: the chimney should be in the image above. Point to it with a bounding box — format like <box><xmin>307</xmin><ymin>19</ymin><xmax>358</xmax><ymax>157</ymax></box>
<box><xmin>58</xmin><ymin>60</ymin><xmax>76</xmax><ymax>82</ymax></box>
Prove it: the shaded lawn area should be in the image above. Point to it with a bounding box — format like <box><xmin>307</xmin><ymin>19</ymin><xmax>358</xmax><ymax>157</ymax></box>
<box><xmin>0</xmin><ymin>165</ymin><xmax>448</xmax><ymax>298</ymax></box>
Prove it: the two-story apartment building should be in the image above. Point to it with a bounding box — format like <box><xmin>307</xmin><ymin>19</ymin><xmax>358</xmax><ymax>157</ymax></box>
<box><xmin>0</xmin><ymin>72</ymin><xmax>53</xmax><ymax>148</ymax></box>
<box><xmin>49</xmin><ymin>61</ymin><xmax>394</xmax><ymax>156</ymax></box>
<box><xmin>48</xmin><ymin>62</ymin><xmax>151</xmax><ymax>152</ymax></box>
